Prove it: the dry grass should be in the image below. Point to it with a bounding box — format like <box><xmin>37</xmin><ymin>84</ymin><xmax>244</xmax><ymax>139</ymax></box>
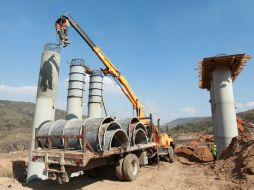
<box><xmin>0</xmin><ymin>100</ymin><xmax>66</xmax><ymax>153</ymax></box>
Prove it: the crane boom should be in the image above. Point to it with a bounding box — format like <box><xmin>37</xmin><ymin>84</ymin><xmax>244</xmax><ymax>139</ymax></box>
<box><xmin>62</xmin><ymin>14</ymin><xmax>145</xmax><ymax>118</ymax></box>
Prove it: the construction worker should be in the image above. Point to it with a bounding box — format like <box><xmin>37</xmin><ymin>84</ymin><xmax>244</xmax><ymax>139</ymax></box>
<box><xmin>55</xmin><ymin>16</ymin><xmax>70</xmax><ymax>47</ymax></box>
<box><xmin>211</xmin><ymin>144</ymin><xmax>217</xmax><ymax>160</ymax></box>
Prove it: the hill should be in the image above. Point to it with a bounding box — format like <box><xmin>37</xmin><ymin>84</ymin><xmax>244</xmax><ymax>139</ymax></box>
<box><xmin>164</xmin><ymin>117</ymin><xmax>207</xmax><ymax>129</ymax></box>
<box><xmin>166</xmin><ymin>109</ymin><xmax>254</xmax><ymax>134</ymax></box>
<box><xmin>0</xmin><ymin>100</ymin><xmax>66</xmax><ymax>152</ymax></box>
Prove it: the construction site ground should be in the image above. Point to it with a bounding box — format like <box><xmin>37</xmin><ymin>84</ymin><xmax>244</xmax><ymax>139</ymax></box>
<box><xmin>0</xmin><ymin>132</ymin><xmax>253</xmax><ymax>190</ymax></box>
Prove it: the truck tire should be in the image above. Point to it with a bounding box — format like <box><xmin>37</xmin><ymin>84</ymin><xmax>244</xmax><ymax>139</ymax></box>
<box><xmin>115</xmin><ymin>157</ymin><xmax>125</xmax><ymax>181</ymax></box>
<box><xmin>168</xmin><ymin>146</ymin><xmax>174</xmax><ymax>163</ymax></box>
<box><xmin>122</xmin><ymin>154</ymin><xmax>139</xmax><ymax>181</ymax></box>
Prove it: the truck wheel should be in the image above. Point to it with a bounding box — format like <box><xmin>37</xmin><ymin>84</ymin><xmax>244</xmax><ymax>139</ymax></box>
<box><xmin>122</xmin><ymin>154</ymin><xmax>139</xmax><ymax>181</ymax></box>
<box><xmin>168</xmin><ymin>146</ymin><xmax>174</xmax><ymax>163</ymax></box>
<box><xmin>116</xmin><ymin>157</ymin><xmax>125</xmax><ymax>181</ymax></box>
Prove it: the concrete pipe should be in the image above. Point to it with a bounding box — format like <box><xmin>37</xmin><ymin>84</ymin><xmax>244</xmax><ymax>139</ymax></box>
<box><xmin>48</xmin><ymin>119</ymin><xmax>66</xmax><ymax>148</ymax></box>
<box><xmin>101</xmin><ymin>121</ymin><xmax>125</xmax><ymax>150</ymax></box>
<box><xmin>103</xmin><ymin>129</ymin><xmax>129</xmax><ymax>150</ymax></box>
<box><xmin>37</xmin><ymin>121</ymin><xmax>53</xmax><ymax>148</ymax></box>
<box><xmin>116</xmin><ymin>117</ymin><xmax>140</xmax><ymax>136</ymax></box>
<box><xmin>88</xmin><ymin>70</ymin><xmax>103</xmax><ymax>118</ymax></box>
<box><xmin>83</xmin><ymin>117</ymin><xmax>114</xmax><ymax>151</ymax></box>
<box><xmin>131</xmin><ymin>122</ymin><xmax>147</xmax><ymax>145</ymax></box>
<box><xmin>27</xmin><ymin>43</ymin><xmax>61</xmax><ymax>182</ymax></box>
<box><xmin>62</xmin><ymin>117</ymin><xmax>115</xmax><ymax>150</ymax></box>
<box><xmin>133</xmin><ymin>128</ymin><xmax>148</xmax><ymax>145</ymax></box>
<box><xmin>37</xmin><ymin>120</ymin><xmax>66</xmax><ymax>148</ymax></box>
<box><xmin>66</xmin><ymin>59</ymin><xmax>86</xmax><ymax>120</ymax></box>
<box><xmin>63</xmin><ymin>118</ymin><xmax>85</xmax><ymax>149</ymax></box>
<box><xmin>116</xmin><ymin>118</ymin><xmax>147</xmax><ymax>145</ymax></box>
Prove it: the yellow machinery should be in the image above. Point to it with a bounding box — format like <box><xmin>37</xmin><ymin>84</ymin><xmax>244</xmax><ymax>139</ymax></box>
<box><xmin>61</xmin><ymin>14</ymin><xmax>145</xmax><ymax>120</ymax></box>
<box><xmin>58</xmin><ymin>14</ymin><xmax>173</xmax><ymax>156</ymax></box>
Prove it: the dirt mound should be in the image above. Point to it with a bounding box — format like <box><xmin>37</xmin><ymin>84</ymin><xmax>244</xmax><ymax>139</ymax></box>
<box><xmin>212</xmin><ymin>133</ymin><xmax>254</xmax><ymax>185</ymax></box>
<box><xmin>175</xmin><ymin>145</ymin><xmax>214</xmax><ymax>163</ymax></box>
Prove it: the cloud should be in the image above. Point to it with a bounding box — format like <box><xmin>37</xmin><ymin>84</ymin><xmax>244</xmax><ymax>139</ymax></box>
<box><xmin>144</xmin><ymin>100</ymin><xmax>158</xmax><ymax>114</ymax></box>
<box><xmin>103</xmin><ymin>76</ymin><xmax>122</xmax><ymax>94</ymax></box>
<box><xmin>0</xmin><ymin>84</ymin><xmax>37</xmax><ymax>95</ymax></box>
<box><xmin>180</xmin><ymin>107</ymin><xmax>197</xmax><ymax>115</ymax></box>
<box><xmin>236</xmin><ymin>101</ymin><xmax>254</xmax><ymax>110</ymax></box>
<box><xmin>0</xmin><ymin>84</ymin><xmax>37</xmax><ymax>102</ymax></box>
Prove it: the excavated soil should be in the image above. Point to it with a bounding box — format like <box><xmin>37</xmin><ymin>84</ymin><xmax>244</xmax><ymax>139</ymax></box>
<box><xmin>175</xmin><ymin>145</ymin><xmax>214</xmax><ymax>163</ymax></box>
<box><xmin>212</xmin><ymin>133</ymin><xmax>254</xmax><ymax>186</ymax></box>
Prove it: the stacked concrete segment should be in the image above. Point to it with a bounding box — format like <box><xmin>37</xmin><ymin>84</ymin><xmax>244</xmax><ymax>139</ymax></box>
<box><xmin>66</xmin><ymin>59</ymin><xmax>86</xmax><ymax>120</ymax></box>
<box><xmin>88</xmin><ymin>70</ymin><xmax>103</xmax><ymax>118</ymax></box>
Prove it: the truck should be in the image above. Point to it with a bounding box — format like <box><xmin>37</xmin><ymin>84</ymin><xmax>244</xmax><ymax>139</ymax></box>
<box><xmin>31</xmin><ymin>14</ymin><xmax>174</xmax><ymax>183</ymax></box>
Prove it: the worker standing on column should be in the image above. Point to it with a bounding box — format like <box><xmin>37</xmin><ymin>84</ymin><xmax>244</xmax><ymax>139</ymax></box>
<box><xmin>55</xmin><ymin>16</ymin><xmax>70</xmax><ymax>47</ymax></box>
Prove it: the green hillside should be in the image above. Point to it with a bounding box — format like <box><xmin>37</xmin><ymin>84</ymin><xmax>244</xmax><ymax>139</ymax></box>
<box><xmin>0</xmin><ymin>100</ymin><xmax>66</xmax><ymax>152</ymax></box>
<box><xmin>169</xmin><ymin>109</ymin><xmax>254</xmax><ymax>134</ymax></box>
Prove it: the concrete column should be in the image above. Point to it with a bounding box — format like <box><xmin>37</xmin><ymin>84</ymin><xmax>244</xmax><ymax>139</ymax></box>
<box><xmin>88</xmin><ymin>70</ymin><xmax>103</xmax><ymax>118</ymax></box>
<box><xmin>213</xmin><ymin>65</ymin><xmax>238</xmax><ymax>157</ymax></box>
<box><xmin>66</xmin><ymin>59</ymin><xmax>86</xmax><ymax>120</ymax></box>
<box><xmin>27</xmin><ymin>43</ymin><xmax>61</xmax><ymax>182</ymax></box>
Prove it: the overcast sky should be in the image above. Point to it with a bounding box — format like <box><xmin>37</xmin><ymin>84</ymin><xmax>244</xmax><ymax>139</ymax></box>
<box><xmin>0</xmin><ymin>0</ymin><xmax>254</xmax><ymax>123</ymax></box>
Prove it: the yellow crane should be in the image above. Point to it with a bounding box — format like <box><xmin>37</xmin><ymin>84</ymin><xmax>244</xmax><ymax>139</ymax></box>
<box><xmin>61</xmin><ymin>14</ymin><xmax>145</xmax><ymax>120</ymax></box>
<box><xmin>56</xmin><ymin>14</ymin><xmax>174</xmax><ymax>159</ymax></box>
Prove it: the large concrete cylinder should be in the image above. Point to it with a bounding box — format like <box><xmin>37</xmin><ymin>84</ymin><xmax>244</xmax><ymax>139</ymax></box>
<box><xmin>27</xmin><ymin>43</ymin><xmax>61</xmax><ymax>182</ymax></box>
<box><xmin>66</xmin><ymin>59</ymin><xmax>86</xmax><ymax>120</ymax></box>
<box><xmin>88</xmin><ymin>70</ymin><xmax>103</xmax><ymax>118</ymax></box>
<box><xmin>213</xmin><ymin>65</ymin><xmax>238</xmax><ymax>157</ymax></box>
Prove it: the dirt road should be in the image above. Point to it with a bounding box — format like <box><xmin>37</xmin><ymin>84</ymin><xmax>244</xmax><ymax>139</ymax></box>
<box><xmin>0</xmin><ymin>151</ymin><xmax>249</xmax><ymax>190</ymax></box>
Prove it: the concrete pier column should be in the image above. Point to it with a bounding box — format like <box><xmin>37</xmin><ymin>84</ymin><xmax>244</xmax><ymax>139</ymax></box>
<box><xmin>213</xmin><ymin>65</ymin><xmax>238</xmax><ymax>157</ymax></box>
<box><xmin>27</xmin><ymin>43</ymin><xmax>61</xmax><ymax>182</ymax></box>
<box><xmin>66</xmin><ymin>59</ymin><xmax>86</xmax><ymax>120</ymax></box>
<box><xmin>199</xmin><ymin>54</ymin><xmax>251</xmax><ymax>159</ymax></box>
<box><xmin>88</xmin><ymin>70</ymin><xmax>103</xmax><ymax>118</ymax></box>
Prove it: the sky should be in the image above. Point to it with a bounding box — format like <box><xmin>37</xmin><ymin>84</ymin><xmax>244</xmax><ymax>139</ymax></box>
<box><xmin>0</xmin><ymin>0</ymin><xmax>254</xmax><ymax>123</ymax></box>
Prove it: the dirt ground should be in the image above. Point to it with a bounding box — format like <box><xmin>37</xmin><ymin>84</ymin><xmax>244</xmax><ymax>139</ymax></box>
<box><xmin>0</xmin><ymin>151</ymin><xmax>252</xmax><ymax>190</ymax></box>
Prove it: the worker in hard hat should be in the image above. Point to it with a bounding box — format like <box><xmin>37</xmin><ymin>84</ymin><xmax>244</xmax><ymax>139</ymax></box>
<box><xmin>211</xmin><ymin>144</ymin><xmax>217</xmax><ymax>160</ymax></box>
<box><xmin>55</xmin><ymin>16</ymin><xmax>70</xmax><ymax>47</ymax></box>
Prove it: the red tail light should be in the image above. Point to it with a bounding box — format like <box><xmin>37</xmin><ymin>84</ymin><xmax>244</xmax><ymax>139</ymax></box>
<box><xmin>32</xmin><ymin>156</ymin><xmax>36</xmax><ymax>161</ymax></box>
<box><xmin>76</xmin><ymin>159</ymin><xmax>81</xmax><ymax>166</ymax></box>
